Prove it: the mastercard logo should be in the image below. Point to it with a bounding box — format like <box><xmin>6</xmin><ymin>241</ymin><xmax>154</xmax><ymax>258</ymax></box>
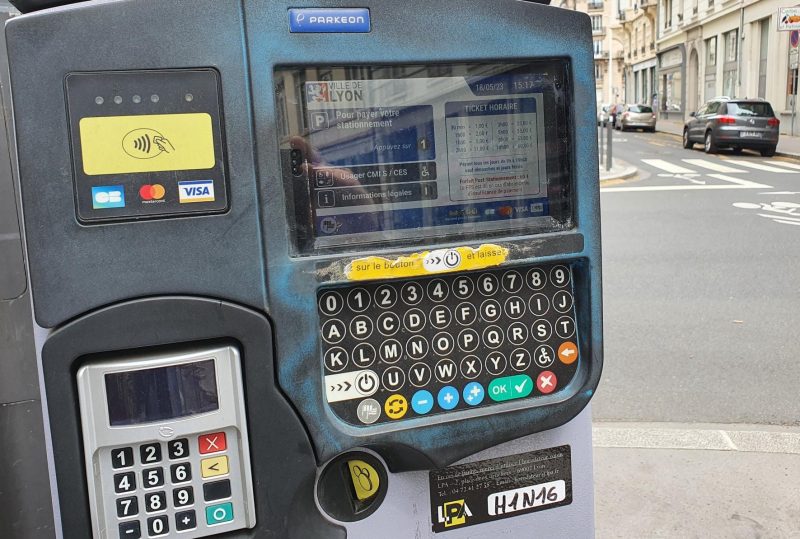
<box><xmin>139</xmin><ymin>184</ymin><xmax>165</xmax><ymax>201</ymax></box>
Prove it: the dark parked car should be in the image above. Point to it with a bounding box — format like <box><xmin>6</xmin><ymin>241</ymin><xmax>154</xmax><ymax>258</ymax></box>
<box><xmin>683</xmin><ymin>98</ymin><xmax>780</xmax><ymax>156</ymax></box>
<box><xmin>616</xmin><ymin>104</ymin><xmax>656</xmax><ymax>132</ymax></box>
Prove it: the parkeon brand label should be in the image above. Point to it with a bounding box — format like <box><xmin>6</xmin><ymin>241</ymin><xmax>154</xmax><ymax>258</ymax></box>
<box><xmin>429</xmin><ymin>445</ymin><xmax>572</xmax><ymax>532</ymax></box>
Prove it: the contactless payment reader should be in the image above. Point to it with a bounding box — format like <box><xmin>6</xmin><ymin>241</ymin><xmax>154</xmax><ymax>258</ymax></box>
<box><xmin>5</xmin><ymin>0</ymin><xmax>602</xmax><ymax>537</ymax></box>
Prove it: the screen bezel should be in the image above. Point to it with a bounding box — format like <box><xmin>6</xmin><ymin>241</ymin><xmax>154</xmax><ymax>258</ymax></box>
<box><xmin>274</xmin><ymin>60</ymin><xmax>574</xmax><ymax>256</ymax></box>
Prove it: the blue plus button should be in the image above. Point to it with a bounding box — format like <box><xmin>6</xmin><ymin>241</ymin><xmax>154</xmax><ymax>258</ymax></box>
<box><xmin>206</xmin><ymin>502</ymin><xmax>234</xmax><ymax>526</ymax></box>
<box><xmin>437</xmin><ymin>386</ymin><xmax>459</xmax><ymax>410</ymax></box>
<box><xmin>462</xmin><ymin>382</ymin><xmax>485</xmax><ymax>406</ymax></box>
<box><xmin>411</xmin><ymin>390</ymin><xmax>435</xmax><ymax>415</ymax></box>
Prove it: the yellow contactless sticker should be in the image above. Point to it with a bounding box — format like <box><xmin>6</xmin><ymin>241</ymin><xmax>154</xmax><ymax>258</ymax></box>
<box><xmin>79</xmin><ymin>113</ymin><xmax>216</xmax><ymax>175</ymax></box>
<box><xmin>347</xmin><ymin>460</ymin><xmax>381</xmax><ymax>501</ymax></box>
<box><xmin>345</xmin><ymin>244</ymin><xmax>509</xmax><ymax>281</ymax></box>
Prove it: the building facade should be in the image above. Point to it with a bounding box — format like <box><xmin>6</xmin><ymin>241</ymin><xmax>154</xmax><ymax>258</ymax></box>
<box><xmin>563</xmin><ymin>0</ymin><xmax>627</xmax><ymax>106</ymax></box>
<box><xmin>650</xmin><ymin>0</ymin><xmax>798</xmax><ymax>133</ymax></box>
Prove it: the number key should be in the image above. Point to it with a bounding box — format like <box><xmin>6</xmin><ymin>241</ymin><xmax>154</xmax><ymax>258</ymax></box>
<box><xmin>477</xmin><ymin>273</ymin><xmax>499</xmax><ymax>296</ymax></box>
<box><xmin>374</xmin><ymin>285</ymin><xmax>397</xmax><ymax>309</ymax></box>
<box><xmin>146</xmin><ymin>515</ymin><xmax>169</xmax><ymax>537</ymax></box>
<box><xmin>111</xmin><ymin>447</ymin><xmax>133</xmax><ymax>469</ymax></box>
<box><xmin>167</xmin><ymin>438</ymin><xmax>189</xmax><ymax>460</ymax></box>
<box><xmin>114</xmin><ymin>472</ymin><xmax>136</xmax><ymax>494</ymax></box>
<box><xmin>116</xmin><ymin>495</ymin><xmax>139</xmax><ymax>518</ymax></box>
<box><xmin>173</xmin><ymin>486</ymin><xmax>194</xmax><ymax>508</ymax></box>
<box><xmin>401</xmin><ymin>282</ymin><xmax>423</xmax><ymax>305</ymax></box>
<box><xmin>145</xmin><ymin>491</ymin><xmax>167</xmax><ymax>513</ymax></box>
<box><xmin>170</xmin><ymin>463</ymin><xmax>192</xmax><ymax>484</ymax></box>
<box><xmin>142</xmin><ymin>467</ymin><xmax>164</xmax><ymax>489</ymax></box>
<box><xmin>140</xmin><ymin>443</ymin><xmax>162</xmax><ymax>464</ymax></box>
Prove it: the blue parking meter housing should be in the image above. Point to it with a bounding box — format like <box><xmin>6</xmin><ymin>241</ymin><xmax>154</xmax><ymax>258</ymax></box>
<box><xmin>6</xmin><ymin>0</ymin><xmax>601</xmax><ymax>536</ymax></box>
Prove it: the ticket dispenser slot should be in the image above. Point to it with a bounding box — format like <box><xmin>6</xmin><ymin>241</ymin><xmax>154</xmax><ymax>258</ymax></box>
<box><xmin>77</xmin><ymin>345</ymin><xmax>255</xmax><ymax>538</ymax></box>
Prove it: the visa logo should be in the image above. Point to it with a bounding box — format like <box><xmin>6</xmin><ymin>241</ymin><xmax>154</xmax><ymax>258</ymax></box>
<box><xmin>178</xmin><ymin>180</ymin><xmax>215</xmax><ymax>203</ymax></box>
<box><xmin>92</xmin><ymin>185</ymin><xmax>125</xmax><ymax>209</ymax></box>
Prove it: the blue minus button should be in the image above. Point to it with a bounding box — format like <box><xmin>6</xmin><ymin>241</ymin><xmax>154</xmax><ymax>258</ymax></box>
<box><xmin>289</xmin><ymin>8</ymin><xmax>371</xmax><ymax>33</ymax></box>
<box><xmin>412</xmin><ymin>390</ymin><xmax>434</xmax><ymax>415</ymax></box>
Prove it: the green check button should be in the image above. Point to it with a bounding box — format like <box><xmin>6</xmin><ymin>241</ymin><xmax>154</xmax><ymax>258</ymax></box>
<box><xmin>488</xmin><ymin>375</ymin><xmax>533</xmax><ymax>402</ymax></box>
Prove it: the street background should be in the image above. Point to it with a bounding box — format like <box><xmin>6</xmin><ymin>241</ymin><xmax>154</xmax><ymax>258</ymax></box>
<box><xmin>593</xmin><ymin>127</ymin><xmax>800</xmax><ymax>537</ymax></box>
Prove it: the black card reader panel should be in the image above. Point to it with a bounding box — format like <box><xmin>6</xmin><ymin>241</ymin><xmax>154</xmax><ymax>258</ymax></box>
<box><xmin>65</xmin><ymin>69</ymin><xmax>229</xmax><ymax>223</ymax></box>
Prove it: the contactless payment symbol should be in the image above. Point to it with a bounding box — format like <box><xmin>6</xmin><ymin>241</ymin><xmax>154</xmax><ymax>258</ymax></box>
<box><xmin>92</xmin><ymin>185</ymin><xmax>125</xmax><ymax>209</ymax></box>
<box><xmin>178</xmin><ymin>180</ymin><xmax>215</xmax><ymax>203</ymax></box>
<box><xmin>123</xmin><ymin>128</ymin><xmax>174</xmax><ymax>159</ymax></box>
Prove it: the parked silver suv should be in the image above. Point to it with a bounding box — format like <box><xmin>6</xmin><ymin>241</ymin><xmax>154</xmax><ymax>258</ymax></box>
<box><xmin>683</xmin><ymin>98</ymin><xmax>780</xmax><ymax>156</ymax></box>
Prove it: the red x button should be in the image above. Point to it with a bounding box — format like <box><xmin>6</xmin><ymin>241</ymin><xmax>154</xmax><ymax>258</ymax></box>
<box><xmin>536</xmin><ymin>371</ymin><xmax>557</xmax><ymax>395</ymax></box>
<box><xmin>198</xmin><ymin>432</ymin><xmax>227</xmax><ymax>454</ymax></box>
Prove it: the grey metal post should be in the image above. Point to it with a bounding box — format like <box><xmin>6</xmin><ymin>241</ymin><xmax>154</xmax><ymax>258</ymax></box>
<box><xmin>606</xmin><ymin>119</ymin><xmax>612</xmax><ymax>171</ymax></box>
<box><xmin>598</xmin><ymin>125</ymin><xmax>604</xmax><ymax>165</ymax></box>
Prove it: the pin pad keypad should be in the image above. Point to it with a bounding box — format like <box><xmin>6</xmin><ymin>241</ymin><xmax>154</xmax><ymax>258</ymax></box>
<box><xmin>104</xmin><ymin>427</ymin><xmax>242</xmax><ymax>538</ymax></box>
<box><xmin>318</xmin><ymin>264</ymin><xmax>580</xmax><ymax>425</ymax></box>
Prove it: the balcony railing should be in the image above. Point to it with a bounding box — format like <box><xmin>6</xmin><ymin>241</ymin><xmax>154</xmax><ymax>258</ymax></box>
<box><xmin>594</xmin><ymin>51</ymin><xmax>609</xmax><ymax>59</ymax></box>
<box><xmin>588</xmin><ymin>2</ymin><xmax>604</xmax><ymax>9</ymax></box>
<box><xmin>640</xmin><ymin>0</ymin><xmax>657</xmax><ymax>7</ymax></box>
<box><xmin>592</xmin><ymin>27</ymin><xmax>605</xmax><ymax>34</ymax></box>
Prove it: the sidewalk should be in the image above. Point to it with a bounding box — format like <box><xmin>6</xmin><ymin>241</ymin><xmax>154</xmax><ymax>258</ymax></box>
<box><xmin>657</xmin><ymin>118</ymin><xmax>800</xmax><ymax>158</ymax></box>
<box><xmin>594</xmin><ymin>422</ymin><xmax>800</xmax><ymax>538</ymax></box>
<box><xmin>599</xmin><ymin>157</ymin><xmax>637</xmax><ymax>183</ymax></box>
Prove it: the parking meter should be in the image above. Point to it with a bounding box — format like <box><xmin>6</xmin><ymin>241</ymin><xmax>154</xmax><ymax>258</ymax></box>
<box><xmin>5</xmin><ymin>0</ymin><xmax>601</xmax><ymax>537</ymax></box>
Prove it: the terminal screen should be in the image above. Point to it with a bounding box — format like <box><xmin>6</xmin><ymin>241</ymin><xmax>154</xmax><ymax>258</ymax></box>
<box><xmin>275</xmin><ymin>61</ymin><xmax>572</xmax><ymax>252</ymax></box>
<box><xmin>105</xmin><ymin>360</ymin><xmax>219</xmax><ymax>426</ymax></box>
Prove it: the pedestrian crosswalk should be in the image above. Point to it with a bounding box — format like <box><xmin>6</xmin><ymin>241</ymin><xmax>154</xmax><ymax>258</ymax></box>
<box><xmin>603</xmin><ymin>154</ymin><xmax>798</xmax><ymax>193</ymax></box>
<box><xmin>637</xmin><ymin>156</ymin><xmax>799</xmax><ymax>175</ymax></box>
<box><xmin>681</xmin><ymin>159</ymin><xmax>744</xmax><ymax>173</ymax></box>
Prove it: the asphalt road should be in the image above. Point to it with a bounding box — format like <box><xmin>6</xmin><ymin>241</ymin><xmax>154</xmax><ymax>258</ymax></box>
<box><xmin>592</xmin><ymin>129</ymin><xmax>800</xmax><ymax>426</ymax></box>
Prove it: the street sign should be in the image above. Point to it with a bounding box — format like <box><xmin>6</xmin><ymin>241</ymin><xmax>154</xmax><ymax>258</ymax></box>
<box><xmin>779</xmin><ymin>7</ymin><xmax>800</xmax><ymax>31</ymax></box>
<box><xmin>791</xmin><ymin>29</ymin><xmax>800</xmax><ymax>48</ymax></box>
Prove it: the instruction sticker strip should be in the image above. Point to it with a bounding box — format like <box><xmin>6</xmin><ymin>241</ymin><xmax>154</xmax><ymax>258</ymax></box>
<box><xmin>429</xmin><ymin>445</ymin><xmax>572</xmax><ymax>532</ymax></box>
<box><xmin>345</xmin><ymin>244</ymin><xmax>508</xmax><ymax>281</ymax></box>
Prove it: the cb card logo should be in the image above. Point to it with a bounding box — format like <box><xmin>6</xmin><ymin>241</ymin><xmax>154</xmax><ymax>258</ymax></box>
<box><xmin>437</xmin><ymin>499</ymin><xmax>472</xmax><ymax>528</ymax></box>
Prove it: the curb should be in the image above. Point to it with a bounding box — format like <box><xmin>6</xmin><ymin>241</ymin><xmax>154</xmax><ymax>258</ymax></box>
<box><xmin>599</xmin><ymin>165</ymin><xmax>637</xmax><ymax>184</ymax></box>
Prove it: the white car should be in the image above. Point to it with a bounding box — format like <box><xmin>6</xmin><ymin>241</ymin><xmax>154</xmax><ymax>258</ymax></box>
<box><xmin>596</xmin><ymin>104</ymin><xmax>611</xmax><ymax>126</ymax></box>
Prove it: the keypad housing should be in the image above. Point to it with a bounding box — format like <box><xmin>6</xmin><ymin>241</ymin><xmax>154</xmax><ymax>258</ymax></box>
<box><xmin>318</xmin><ymin>263</ymin><xmax>581</xmax><ymax>426</ymax></box>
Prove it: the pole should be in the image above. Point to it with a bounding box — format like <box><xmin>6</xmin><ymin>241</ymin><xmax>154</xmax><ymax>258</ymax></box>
<box><xmin>599</xmin><ymin>125</ymin><xmax>604</xmax><ymax>165</ymax></box>
<box><xmin>606</xmin><ymin>119</ymin><xmax>613</xmax><ymax>171</ymax></box>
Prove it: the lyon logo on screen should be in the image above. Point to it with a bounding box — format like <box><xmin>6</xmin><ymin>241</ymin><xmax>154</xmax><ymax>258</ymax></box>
<box><xmin>306</xmin><ymin>82</ymin><xmax>330</xmax><ymax>103</ymax></box>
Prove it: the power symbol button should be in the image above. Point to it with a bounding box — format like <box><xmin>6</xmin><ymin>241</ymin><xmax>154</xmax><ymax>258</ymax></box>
<box><xmin>355</xmin><ymin>371</ymin><xmax>378</xmax><ymax>396</ymax></box>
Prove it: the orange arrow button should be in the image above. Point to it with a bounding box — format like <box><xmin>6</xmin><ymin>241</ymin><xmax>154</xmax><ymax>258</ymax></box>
<box><xmin>558</xmin><ymin>342</ymin><xmax>578</xmax><ymax>365</ymax></box>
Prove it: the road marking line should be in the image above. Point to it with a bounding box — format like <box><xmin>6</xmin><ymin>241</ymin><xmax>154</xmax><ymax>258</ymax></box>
<box><xmin>681</xmin><ymin>159</ymin><xmax>745</xmax><ymax>173</ymax></box>
<box><xmin>727</xmin><ymin>160</ymin><xmax>794</xmax><ymax>173</ymax></box>
<box><xmin>706</xmin><ymin>173</ymin><xmax>771</xmax><ymax>188</ymax></box>
<box><xmin>601</xmin><ymin>184</ymin><xmax>768</xmax><ymax>193</ymax></box>
<box><xmin>593</xmin><ymin>423</ymin><xmax>800</xmax><ymax>454</ymax></box>
<box><xmin>641</xmin><ymin>159</ymin><xmax>695</xmax><ymax>173</ymax></box>
<box><xmin>766</xmin><ymin>161</ymin><xmax>800</xmax><ymax>171</ymax></box>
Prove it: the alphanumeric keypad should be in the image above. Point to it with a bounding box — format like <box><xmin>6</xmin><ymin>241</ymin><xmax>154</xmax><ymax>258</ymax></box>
<box><xmin>318</xmin><ymin>263</ymin><xmax>582</xmax><ymax>425</ymax></box>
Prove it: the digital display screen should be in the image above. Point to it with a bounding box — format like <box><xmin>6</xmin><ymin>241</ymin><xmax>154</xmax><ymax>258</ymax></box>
<box><xmin>275</xmin><ymin>61</ymin><xmax>572</xmax><ymax>252</ymax></box>
<box><xmin>105</xmin><ymin>359</ymin><xmax>219</xmax><ymax>426</ymax></box>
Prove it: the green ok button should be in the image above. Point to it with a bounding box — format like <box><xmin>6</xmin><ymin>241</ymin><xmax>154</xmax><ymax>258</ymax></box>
<box><xmin>206</xmin><ymin>502</ymin><xmax>234</xmax><ymax>526</ymax></box>
<box><xmin>488</xmin><ymin>375</ymin><xmax>533</xmax><ymax>402</ymax></box>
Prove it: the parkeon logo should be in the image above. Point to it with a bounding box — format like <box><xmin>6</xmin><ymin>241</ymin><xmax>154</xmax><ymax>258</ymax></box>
<box><xmin>437</xmin><ymin>499</ymin><xmax>472</xmax><ymax>528</ymax></box>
